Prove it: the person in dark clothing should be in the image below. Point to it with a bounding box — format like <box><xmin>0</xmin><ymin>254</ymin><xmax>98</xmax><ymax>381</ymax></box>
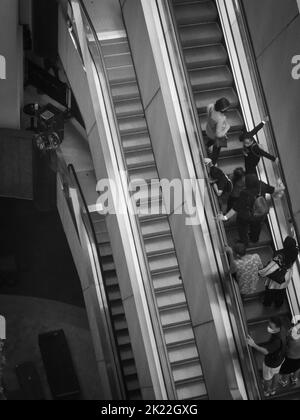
<box><xmin>260</xmin><ymin>236</ymin><xmax>299</xmax><ymax>308</ymax></box>
<box><xmin>219</xmin><ymin>174</ymin><xmax>284</xmax><ymax>245</ymax></box>
<box><xmin>205</xmin><ymin>158</ymin><xmax>233</xmax><ymax>198</ymax></box>
<box><xmin>227</xmin><ymin>167</ymin><xmax>245</xmax><ymax>212</ymax></box>
<box><xmin>247</xmin><ymin>317</ymin><xmax>286</xmax><ymax>397</ymax></box>
<box><xmin>240</xmin><ymin>119</ymin><xmax>279</xmax><ymax>174</ymax></box>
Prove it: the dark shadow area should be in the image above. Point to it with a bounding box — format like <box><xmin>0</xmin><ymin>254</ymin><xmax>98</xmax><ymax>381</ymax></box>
<box><xmin>0</xmin><ymin>198</ymin><xmax>84</xmax><ymax>307</ymax></box>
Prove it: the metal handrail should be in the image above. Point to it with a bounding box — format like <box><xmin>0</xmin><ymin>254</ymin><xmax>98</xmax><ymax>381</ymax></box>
<box><xmin>68</xmin><ymin>164</ymin><xmax>128</xmax><ymax>398</ymax></box>
<box><xmin>56</xmin><ymin>151</ymin><xmax>127</xmax><ymax>399</ymax></box>
<box><xmin>156</xmin><ymin>0</ymin><xmax>262</xmax><ymax>399</ymax></box>
<box><xmin>66</xmin><ymin>0</ymin><xmax>174</xmax><ymax>399</ymax></box>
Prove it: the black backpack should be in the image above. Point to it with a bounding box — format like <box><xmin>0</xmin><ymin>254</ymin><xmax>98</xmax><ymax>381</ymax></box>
<box><xmin>268</xmin><ymin>254</ymin><xmax>289</xmax><ymax>285</ymax></box>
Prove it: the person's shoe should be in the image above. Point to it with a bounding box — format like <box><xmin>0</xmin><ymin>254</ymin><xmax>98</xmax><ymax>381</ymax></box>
<box><xmin>291</xmin><ymin>375</ymin><xmax>299</xmax><ymax>385</ymax></box>
<box><xmin>279</xmin><ymin>379</ymin><xmax>289</xmax><ymax>388</ymax></box>
<box><xmin>264</xmin><ymin>391</ymin><xmax>271</xmax><ymax>398</ymax></box>
<box><xmin>270</xmin><ymin>390</ymin><xmax>277</xmax><ymax>396</ymax></box>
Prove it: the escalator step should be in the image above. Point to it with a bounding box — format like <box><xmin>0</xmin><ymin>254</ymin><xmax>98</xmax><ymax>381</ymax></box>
<box><xmin>118</xmin><ymin>115</ymin><xmax>148</xmax><ymax>136</ymax></box>
<box><xmin>115</xmin><ymin>98</ymin><xmax>144</xmax><ymax>118</ymax></box>
<box><xmin>107</xmin><ymin>65</ymin><xmax>136</xmax><ymax>85</ymax></box>
<box><xmin>218</xmin><ymin>154</ymin><xmax>245</xmax><ymax>176</ymax></box>
<box><xmin>178</xmin><ymin>22</ymin><xmax>222</xmax><ymax>48</ymax></box>
<box><xmin>144</xmin><ymin>234</ymin><xmax>175</xmax><ymax>256</ymax></box>
<box><xmin>176</xmin><ymin>378</ymin><xmax>207</xmax><ymax>400</ymax></box>
<box><xmin>160</xmin><ymin>305</ymin><xmax>191</xmax><ymax>327</ymax></box>
<box><xmin>172</xmin><ymin>360</ymin><xmax>203</xmax><ymax>384</ymax></box>
<box><xmin>244</xmin><ymin>294</ymin><xmax>290</xmax><ymax>324</ymax></box>
<box><xmin>152</xmin><ymin>269</ymin><xmax>182</xmax><ymax>291</ymax></box>
<box><xmin>111</xmin><ymin>82</ymin><xmax>140</xmax><ymax>102</ymax></box>
<box><xmin>101</xmin><ymin>39</ymin><xmax>129</xmax><ymax>57</ymax></box>
<box><xmin>156</xmin><ymin>287</ymin><xmax>187</xmax><ymax>310</ymax></box>
<box><xmin>141</xmin><ymin>217</ymin><xmax>171</xmax><ymax>238</ymax></box>
<box><xmin>104</xmin><ymin>52</ymin><xmax>133</xmax><ymax>69</ymax></box>
<box><xmin>148</xmin><ymin>252</ymin><xmax>178</xmax><ymax>274</ymax></box>
<box><xmin>174</xmin><ymin>1</ymin><xmax>217</xmax><ymax>26</ymax></box>
<box><xmin>183</xmin><ymin>44</ymin><xmax>228</xmax><ymax>70</ymax></box>
<box><xmin>121</xmin><ymin>132</ymin><xmax>152</xmax><ymax>151</ymax></box>
<box><xmin>193</xmin><ymin>87</ymin><xmax>239</xmax><ymax>114</ymax></box>
<box><xmin>168</xmin><ymin>341</ymin><xmax>199</xmax><ymax>364</ymax></box>
<box><xmin>189</xmin><ymin>66</ymin><xmax>233</xmax><ymax>91</ymax></box>
<box><xmin>165</xmin><ymin>323</ymin><xmax>194</xmax><ymax>346</ymax></box>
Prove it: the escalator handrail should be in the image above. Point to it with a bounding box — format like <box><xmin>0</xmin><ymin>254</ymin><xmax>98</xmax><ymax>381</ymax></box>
<box><xmin>57</xmin><ymin>154</ymin><xmax>127</xmax><ymax>399</ymax></box>
<box><xmin>155</xmin><ymin>0</ymin><xmax>262</xmax><ymax>399</ymax></box>
<box><xmin>67</xmin><ymin>0</ymin><xmax>176</xmax><ymax>399</ymax></box>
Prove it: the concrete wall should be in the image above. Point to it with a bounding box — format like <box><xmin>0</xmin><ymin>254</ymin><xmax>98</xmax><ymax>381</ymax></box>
<box><xmin>122</xmin><ymin>0</ymin><xmax>234</xmax><ymax>400</ymax></box>
<box><xmin>242</xmin><ymin>0</ymin><xmax>300</xmax><ymax>230</ymax></box>
<box><xmin>0</xmin><ymin>0</ymin><xmax>23</xmax><ymax>129</ymax></box>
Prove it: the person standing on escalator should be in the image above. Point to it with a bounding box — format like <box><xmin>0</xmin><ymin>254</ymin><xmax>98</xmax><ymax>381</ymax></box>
<box><xmin>205</xmin><ymin>97</ymin><xmax>231</xmax><ymax>165</ymax></box>
<box><xmin>240</xmin><ymin>117</ymin><xmax>279</xmax><ymax>174</ymax></box>
<box><xmin>259</xmin><ymin>237</ymin><xmax>299</xmax><ymax>308</ymax></box>
<box><xmin>247</xmin><ymin>317</ymin><xmax>287</xmax><ymax>397</ymax></box>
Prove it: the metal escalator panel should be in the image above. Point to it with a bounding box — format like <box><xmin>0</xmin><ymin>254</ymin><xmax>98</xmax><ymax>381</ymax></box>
<box><xmin>170</xmin><ymin>0</ymin><xmax>299</xmax><ymax>399</ymax></box>
<box><xmin>90</xmin><ymin>211</ymin><xmax>142</xmax><ymax>400</ymax></box>
<box><xmin>101</xmin><ymin>36</ymin><xmax>208</xmax><ymax>400</ymax></box>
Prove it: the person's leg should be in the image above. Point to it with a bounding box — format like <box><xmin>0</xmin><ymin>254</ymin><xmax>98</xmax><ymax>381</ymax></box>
<box><xmin>291</xmin><ymin>371</ymin><xmax>299</xmax><ymax>384</ymax></box>
<box><xmin>237</xmin><ymin>220</ymin><xmax>250</xmax><ymax>246</ymax></box>
<box><xmin>249</xmin><ymin>221</ymin><xmax>262</xmax><ymax>243</ymax></box>
<box><xmin>211</xmin><ymin>146</ymin><xmax>221</xmax><ymax>165</ymax></box>
<box><xmin>271</xmin><ymin>374</ymin><xmax>280</xmax><ymax>395</ymax></box>
<box><xmin>263</xmin><ymin>287</ymin><xmax>274</xmax><ymax>307</ymax></box>
<box><xmin>274</xmin><ymin>289</ymin><xmax>286</xmax><ymax>309</ymax></box>
<box><xmin>279</xmin><ymin>374</ymin><xmax>290</xmax><ymax>387</ymax></box>
<box><xmin>263</xmin><ymin>363</ymin><xmax>273</xmax><ymax>397</ymax></box>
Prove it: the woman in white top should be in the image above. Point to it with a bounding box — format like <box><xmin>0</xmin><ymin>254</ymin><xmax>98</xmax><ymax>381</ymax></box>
<box><xmin>206</xmin><ymin>97</ymin><xmax>231</xmax><ymax>165</ymax></box>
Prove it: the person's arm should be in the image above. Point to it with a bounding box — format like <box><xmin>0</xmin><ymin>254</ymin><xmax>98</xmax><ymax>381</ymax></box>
<box><xmin>259</xmin><ymin>260</ymin><xmax>279</xmax><ymax>278</ymax></box>
<box><xmin>213</xmin><ymin>183</ymin><xmax>223</xmax><ymax>197</ymax></box>
<box><xmin>247</xmin><ymin>121</ymin><xmax>266</xmax><ymax>138</ymax></box>
<box><xmin>218</xmin><ymin>209</ymin><xmax>237</xmax><ymax>222</ymax></box>
<box><xmin>225</xmin><ymin>246</ymin><xmax>237</xmax><ymax>275</ymax></box>
<box><xmin>256</xmin><ymin>145</ymin><xmax>277</xmax><ymax>162</ymax></box>
<box><xmin>216</xmin><ymin>116</ymin><xmax>230</xmax><ymax>138</ymax></box>
<box><xmin>247</xmin><ymin>337</ymin><xmax>269</xmax><ymax>356</ymax></box>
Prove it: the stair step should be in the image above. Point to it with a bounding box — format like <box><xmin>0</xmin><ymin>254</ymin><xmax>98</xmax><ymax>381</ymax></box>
<box><xmin>244</xmin><ymin>294</ymin><xmax>290</xmax><ymax>324</ymax></box>
<box><xmin>101</xmin><ymin>39</ymin><xmax>130</xmax><ymax>57</ymax></box>
<box><xmin>164</xmin><ymin>323</ymin><xmax>194</xmax><ymax>346</ymax></box>
<box><xmin>218</xmin><ymin>154</ymin><xmax>245</xmax><ymax>176</ymax></box>
<box><xmin>129</xmin><ymin>166</ymin><xmax>159</xmax><ymax>184</ymax></box>
<box><xmin>119</xmin><ymin>347</ymin><xmax>134</xmax><ymax>362</ymax></box>
<box><xmin>168</xmin><ymin>341</ymin><xmax>199</xmax><ymax>364</ymax></box>
<box><xmin>152</xmin><ymin>269</ymin><xmax>182</xmax><ymax>291</ymax></box>
<box><xmin>141</xmin><ymin>216</ymin><xmax>170</xmax><ymax>238</ymax></box>
<box><xmin>144</xmin><ymin>234</ymin><xmax>174</xmax><ymax>256</ymax></box>
<box><xmin>111</xmin><ymin>82</ymin><xmax>140</xmax><ymax>101</ymax></box>
<box><xmin>176</xmin><ymin>378</ymin><xmax>207</xmax><ymax>400</ymax></box>
<box><xmin>148</xmin><ymin>249</ymin><xmax>179</xmax><ymax>273</ymax></box>
<box><xmin>107</xmin><ymin>288</ymin><xmax>122</xmax><ymax>303</ymax></box>
<box><xmin>104</xmin><ymin>272</ymin><xmax>119</xmax><ymax>288</ymax></box>
<box><xmin>107</xmin><ymin>65</ymin><xmax>136</xmax><ymax>85</ymax></box>
<box><xmin>172</xmin><ymin>360</ymin><xmax>203</xmax><ymax>383</ymax></box>
<box><xmin>126</xmin><ymin>377</ymin><xmax>140</xmax><ymax>392</ymax></box>
<box><xmin>184</xmin><ymin>44</ymin><xmax>228</xmax><ymax>69</ymax></box>
<box><xmin>117</xmin><ymin>331</ymin><xmax>131</xmax><ymax>347</ymax></box>
<box><xmin>193</xmin><ymin>87</ymin><xmax>239</xmax><ymax>114</ymax></box>
<box><xmin>115</xmin><ymin>98</ymin><xmax>144</xmax><ymax>118</ymax></box>
<box><xmin>113</xmin><ymin>316</ymin><xmax>128</xmax><ymax>332</ymax></box>
<box><xmin>125</xmin><ymin>149</ymin><xmax>155</xmax><ymax>169</ymax></box>
<box><xmin>225</xmin><ymin>224</ymin><xmax>272</xmax><ymax>248</ymax></box>
<box><xmin>95</xmin><ymin>231</ymin><xmax>110</xmax><ymax>245</ymax></box>
<box><xmin>136</xmin><ymin>198</ymin><xmax>167</xmax><ymax>220</ymax></box>
<box><xmin>111</xmin><ymin>301</ymin><xmax>125</xmax><ymax>317</ymax></box>
<box><xmin>156</xmin><ymin>287</ymin><xmax>187</xmax><ymax>310</ymax></box>
<box><xmin>160</xmin><ymin>305</ymin><xmax>190</xmax><ymax>327</ymax></box>
<box><xmin>178</xmin><ymin>22</ymin><xmax>223</xmax><ymax>48</ymax></box>
<box><xmin>121</xmin><ymin>132</ymin><xmax>152</xmax><ymax>151</ymax></box>
<box><xmin>123</xmin><ymin>362</ymin><xmax>138</xmax><ymax>378</ymax></box>
<box><xmin>118</xmin><ymin>115</ymin><xmax>147</xmax><ymax>136</ymax></box>
<box><xmin>98</xmin><ymin>243</ymin><xmax>112</xmax><ymax>257</ymax></box>
<box><xmin>104</xmin><ymin>51</ymin><xmax>133</xmax><ymax>69</ymax></box>
<box><xmin>190</xmin><ymin>65</ymin><xmax>233</xmax><ymax>91</ymax></box>
<box><xmin>102</xmin><ymin>256</ymin><xmax>115</xmax><ymax>272</ymax></box>
<box><xmin>174</xmin><ymin>1</ymin><xmax>218</xmax><ymax>26</ymax></box>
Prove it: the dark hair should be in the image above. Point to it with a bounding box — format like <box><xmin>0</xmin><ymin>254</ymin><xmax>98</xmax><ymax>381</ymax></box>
<box><xmin>233</xmin><ymin>241</ymin><xmax>247</xmax><ymax>258</ymax></box>
<box><xmin>282</xmin><ymin>236</ymin><xmax>299</xmax><ymax>267</ymax></box>
<box><xmin>239</xmin><ymin>130</ymin><xmax>248</xmax><ymax>142</ymax></box>
<box><xmin>245</xmin><ymin>174</ymin><xmax>260</xmax><ymax>191</ymax></box>
<box><xmin>215</xmin><ymin>97</ymin><xmax>230</xmax><ymax>113</ymax></box>
<box><xmin>270</xmin><ymin>317</ymin><xmax>282</xmax><ymax>330</ymax></box>
<box><xmin>232</xmin><ymin>167</ymin><xmax>245</xmax><ymax>185</ymax></box>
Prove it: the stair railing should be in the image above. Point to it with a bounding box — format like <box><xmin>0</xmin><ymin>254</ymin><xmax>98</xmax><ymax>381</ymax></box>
<box><xmin>57</xmin><ymin>152</ymin><xmax>127</xmax><ymax>399</ymax></box>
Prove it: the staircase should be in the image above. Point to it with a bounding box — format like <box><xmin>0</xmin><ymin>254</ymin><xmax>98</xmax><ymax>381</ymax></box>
<box><xmin>90</xmin><ymin>212</ymin><xmax>142</xmax><ymax>400</ymax></box>
<box><xmin>101</xmin><ymin>36</ymin><xmax>208</xmax><ymax>400</ymax></box>
<box><xmin>171</xmin><ymin>0</ymin><xmax>299</xmax><ymax>400</ymax></box>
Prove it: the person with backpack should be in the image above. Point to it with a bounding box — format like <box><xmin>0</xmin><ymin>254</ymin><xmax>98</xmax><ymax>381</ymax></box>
<box><xmin>259</xmin><ymin>237</ymin><xmax>299</xmax><ymax>308</ymax></box>
<box><xmin>240</xmin><ymin>118</ymin><xmax>279</xmax><ymax>174</ymax></box>
<box><xmin>279</xmin><ymin>316</ymin><xmax>300</xmax><ymax>387</ymax></box>
<box><xmin>219</xmin><ymin>174</ymin><xmax>284</xmax><ymax>245</ymax></box>
<box><xmin>205</xmin><ymin>98</ymin><xmax>231</xmax><ymax>165</ymax></box>
<box><xmin>247</xmin><ymin>317</ymin><xmax>286</xmax><ymax>397</ymax></box>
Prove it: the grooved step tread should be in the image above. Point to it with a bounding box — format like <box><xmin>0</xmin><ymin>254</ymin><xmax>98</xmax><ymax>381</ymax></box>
<box><xmin>189</xmin><ymin>65</ymin><xmax>233</xmax><ymax>91</ymax></box>
<box><xmin>178</xmin><ymin>22</ymin><xmax>223</xmax><ymax>48</ymax></box>
<box><xmin>174</xmin><ymin>1</ymin><xmax>217</xmax><ymax>26</ymax></box>
<box><xmin>184</xmin><ymin>44</ymin><xmax>228</xmax><ymax>70</ymax></box>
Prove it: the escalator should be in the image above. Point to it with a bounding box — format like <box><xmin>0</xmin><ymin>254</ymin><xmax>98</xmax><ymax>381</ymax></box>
<box><xmin>99</xmin><ymin>37</ymin><xmax>207</xmax><ymax>400</ymax></box>
<box><xmin>170</xmin><ymin>0</ymin><xmax>300</xmax><ymax>400</ymax></box>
